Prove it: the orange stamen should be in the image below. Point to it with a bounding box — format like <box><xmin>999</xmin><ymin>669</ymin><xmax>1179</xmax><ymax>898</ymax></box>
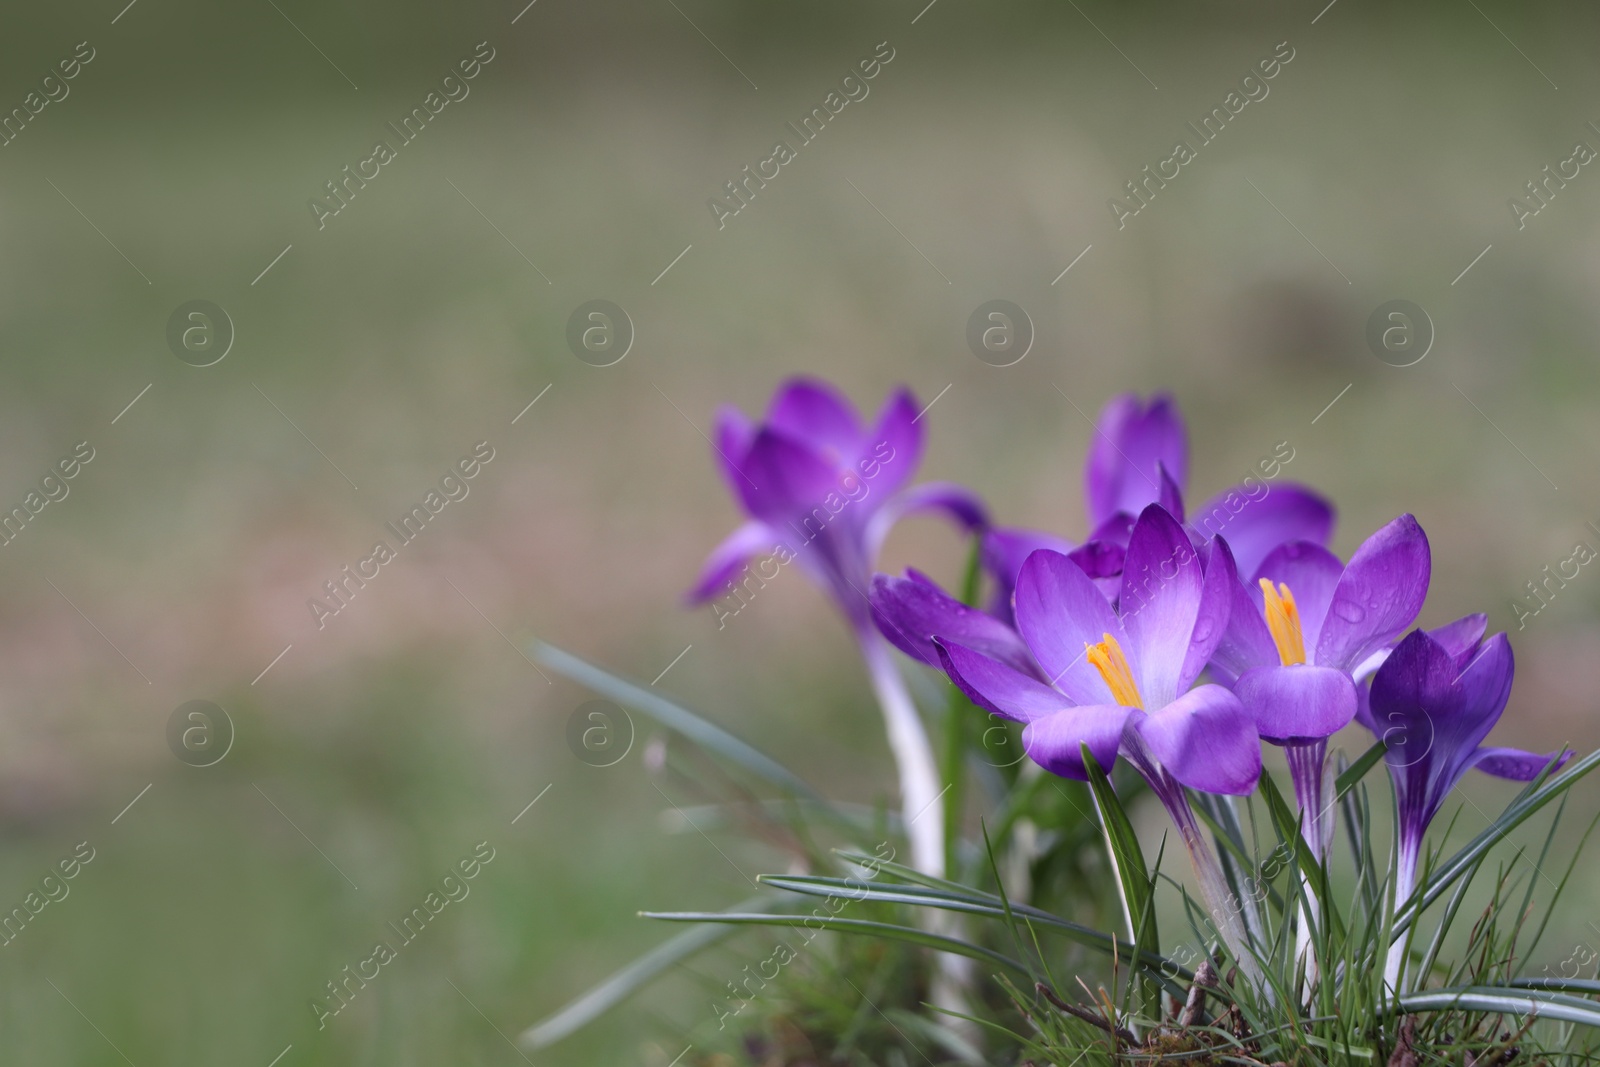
<box><xmin>1085</xmin><ymin>632</ymin><xmax>1144</xmax><ymax>708</ymax></box>
<box><xmin>1259</xmin><ymin>578</ymin><xmax>1307</xmax><ymax>666</ymax></box>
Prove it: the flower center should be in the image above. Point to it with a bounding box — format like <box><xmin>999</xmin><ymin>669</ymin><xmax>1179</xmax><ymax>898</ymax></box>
<box><xmin>1259</xmin><ymin>578</ymin><xmax>1307</xmax><ymax>666</ymax></box>
<box><xmin>1085</xmin><ymin>632</ymin><xmax>1143</xmax><ymax>708</ymax></box>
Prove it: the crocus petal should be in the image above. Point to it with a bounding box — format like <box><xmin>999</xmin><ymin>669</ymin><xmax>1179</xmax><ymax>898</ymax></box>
<box><xmin>734</xmin><ymin>428</ymin><xmax>850</xmax><ymax>527</ymax></box>
<box><xmin>936</xmin><ymin>639</ymin><xmax>1071</xmax><ymax>725</ymax></box>
<box><xmin>1118</xmin><ymin>504</ymin><xmax>1205</xmax><ymax>708</ymax></box>
<box><xmin>1157</xmin><ymin>463</ymin><xmax>1186</xmax><ymax>523</ymax></box>
<box><xmin>1316</xmin><ymin>514</ymin><xmax>1432</xmax><ymax>672</ymax></box>
<box><xmin>870</xmin><ymin>573</ymin><xmax>1035</xmax><ymax>676</ymax></box>
<box><xmin>1233</xmin><ymin>664</ymin><xmax>1358</xmax><ymax>744</ymax></box>
<box><xmin>982</xmin><ymin>526</ymin><xmax>1077</xmax><ymax>623</ymax></box>
<box><xmin>1133</xmin><ymin>684</ymin><xmax>1262</xmax><ymax>795</ymax></box>
<box><xmin>1021</xmin><ymin>704</ymin><xmax>1137</xmax><ymax>781</ymax></box>
<box><xmin>1430</xmin><ymin>614</ymin><xmax>1488</xmax><ymax>660</ymax></box>
<box><xmin>713</xmin><ymin>405</ymin><xmax>757</xmax><ymax>492</ymax></box>
<box><xmin>862</xmin><ymin>388</ymin><xmax>924</xmax><ymax>499</ymax></box>
<box><xmin>1472</xmin><ymin>746</ymin><xmax>1572</xmax><ymax>781</ymax></box>
<box><xmin>1013</xmin><ymin>548</ymin><xmax>1124</xmax><ymax>705</ymax></box>
<box><xmin>1084</xmin><ymin>393</ymin><xmax>1187</xmax><ymax>527</ymax></box>
<box><xmin>765</xmin><ymin>377</ymin><xmax>863</xmax><ymax>459</ymax></box>
<box><xmin>1179</xmin><ymin>536</ymin><xmax>1238</xmax><ymax>691</ymax></box>
<box><xmin>687</xmin><ymin>521</ymin><xmax>776</xmax><ymax>603</ymax></box>
<box><xmin>1255</xmin><ymin>541</ymin><xmax>1345</xmax><ymax>657</ymax></box>
<box><xmin>1189</xmin><ymin>483</ymin><xmax>1334</xmax><ymax>580</ymax></box>
<box><xmin>1067</xmin><ymin>539</ymin><xmax>1126</xmax><ymax>580</ymax></box>
<box><xmin>864</xmin><ymin>482</ymin><xmax>988</xmax><ymax>560</ymax></box>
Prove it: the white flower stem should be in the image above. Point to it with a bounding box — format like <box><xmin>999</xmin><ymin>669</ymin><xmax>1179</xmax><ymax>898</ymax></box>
<box><xmin>1386</xmin><ymin>839</ymin><xmax>1419</xmax><ymax>994</ymax></box>
<box><xmin>859</xmin><ymin>630</ymin><xmax>975</xmax><ymax>1040</ymax></box>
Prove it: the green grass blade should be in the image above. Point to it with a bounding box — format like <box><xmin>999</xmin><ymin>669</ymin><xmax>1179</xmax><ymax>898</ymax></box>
<box><xmin>1398</xmin><ymin>986</ymin><xmax>1600</xmax><ymax>1028</ymax></box>
<box><xmin>532</xmin><ymin>641</ymin><xmax>821</xmax><ymax>799</ymax></box>
<box><xmin>641</xmin><ymin>909</ymin><xmax>1029</xmax><ymax>975</ymax></box>
<box><xmin>519</xmin><ymin>895</ymin><xmax>774</xmax><ymax>1048</ymax></box>
<box><xmin>1334</xmin><ymin>741</ymin><xmax>1386</xmax><ymax>796</ymax></box>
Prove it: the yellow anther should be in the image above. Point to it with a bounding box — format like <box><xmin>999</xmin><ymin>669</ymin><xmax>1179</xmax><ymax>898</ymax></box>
<box><xmin>1085</xmin><ymin>632</ymin><xmax>1143</xmax><ymax>709</ymax></box>
<box><xmin>1259</xmin><ymin>578</ymin><xmax>1307</xmax><ymax>666</ymax></box>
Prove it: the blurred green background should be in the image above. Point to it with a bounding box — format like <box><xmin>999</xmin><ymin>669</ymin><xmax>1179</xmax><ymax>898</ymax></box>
<box><xmin>2</xmin><ymin>0</ymin><xmax>1600</xmax><ymax>1061</ymax></box>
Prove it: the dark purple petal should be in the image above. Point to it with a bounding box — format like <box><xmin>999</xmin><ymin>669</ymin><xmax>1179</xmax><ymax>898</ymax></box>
<box><xmin>1430</xmin><ymin>614</ymin><xmax>1489</xmax><ymax>660</ymax></box>
<box><xmin>1133</xmin><ymin>684</ymin><xmax>1262</xmax><ymax>795</ymax></box>
<box><xmin>870</xmin><ymin>573</ymin><xmax>1035</xmax><ymax>676</ymax></box>
<box><xmin>1118</xmin><ymin>505</ymin><xmax>1205</xmax><ymax>708</ymax></box>
<box><xmin>982</xmin><ymin>526</ymin><xmax>1077</xmax><ymax>622</ymax></box>
<box><xmin>1472</xmin><ymin>746</ymin><xmax>1572</xmax><ymax>781</ymax></box>
<box><xmin>1013</xmin><ymin>548</ymin><xmax>1123</xmax><ymax>706</ymax></box>
<box><xmin>1315</xmin><ymin>514</ymin><xmax>1432</xmax><ymax>673</ymax></box>
<box><xmin>862</xmin><ymin>388</ymin><xmax>924</xmax><ymax>499</ymax></box>
<box><xmin>687</xmin><ymin>521</ymin><xmax>776</xmax><ymax>604</ymax></box>
<box><xmin>734</xmin><ymin>428</ymin><xmax>850</xmax><ymax>527</ymax></box>
<box><xmin>1179</xmin><ymin>536</ymin><xmax>1237</xmax><ymax>691</ymax></box>
<box><xmin>1067</xmin><ymin>539</ymin><xmax>1126</xmax><ymax>580</ymax></box>
<box><xmin>1189</xmin><ymin>482</ymin><xmax>1335</xmax><ymax>581</ymax></box>
<box><xmin>765</xmin><ymin>377</ymin><xmax>863</xmax><ymax>459</ymax></box>
<box><xmin>1084</xmin><ymin>393</ymin><xmax>1188</xmax><ymax>528</ymax></box>
<box><xmin>1233</xmin><ymin>664</ymin><xmax>1358</xmax><ymax>744</ymax></box>
<box><xmin>936</xmin><ymin>639</ymin><xmax>1071</xmax><ymax>725</ymax></box>
<box><xmin>1255</xmin><ymin>541</ymin><xmax>1345</xmax><ymax>658</ymax></box>
<box><xmin>1021</xmin><ymin>704</ymin><xmax>1137</xmax><ymax>781</ymax></box>
<box><xmin>1371</xmin><ymin>630</ymin><xmax>1515</xmax><ymax>838</ymax></box>
<box><xmin>864</xmin><ymin>482</ymin><xmax>988</xmax><ymax>560</ymax></box>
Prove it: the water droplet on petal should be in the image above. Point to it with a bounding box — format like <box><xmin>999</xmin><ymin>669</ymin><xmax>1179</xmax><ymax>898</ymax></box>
<box><xmin>1331</xmin><ymin>598</ymin><xmax>1366</xmax><ymax>624</ymax></box>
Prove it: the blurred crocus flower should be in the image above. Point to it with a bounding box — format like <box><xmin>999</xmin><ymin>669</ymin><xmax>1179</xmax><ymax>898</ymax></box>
<box><xmin>687</xmin><ymin>378</ymin><xmax>986</xmax><ymax>883</ymax></box>
<box><xmin>1363</xmin><ymin>618</ymin><xmax>1571</xmax><ymax>989</ymax></box>
<box><xmin>689</xmin><ymin>378</ymin><xmax>985</xmax><ymax>631</ymax></box>
<box><xmin>984</xmin><ymin>393</ymin><xmax>1334</xmax><ymax>621</ymax></box>
<box><xmin>1212</xmin><ymin>516</ymin><xmax>1431</xmax><ymax>862</ymax></box>
<box><xmin>876</xmin><ymin>505</ymin><xmax>1265</xmax><ymax>973</ymax></box>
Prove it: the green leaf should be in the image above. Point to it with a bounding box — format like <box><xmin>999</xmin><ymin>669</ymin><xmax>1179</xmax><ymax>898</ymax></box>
<box><xmin>531</xmin><ymin>641</ymin><xmax>821</xmax><ymax>799</ymax></box>
<box><xmin>1257</xmin><ymin>770</ymin><xmax>1345</xmax><ymax>943</ymax></box>
<box><xmin>1395</xmin><ymin>748</ymin><xmax>1600</xmax><ymax>935</ymax></box>
<box><xmin>642</xmin><ymin>909</ymin><xmax>1029</xmax><ymax>975</ymax></box>
<box><xmin>1398</xmin><ymin>986</ymin><xmax>1600</xmax><ymax>1028</ymax></box>
<box><xmin>1080</xmin><ymin>745</ymin><xmax>1156</xmax><ymax>948</ymax></box>
<box><xmin>519</xmin><ymin>897</ymin><xmax>772</xmax><ymax>1048</ymax></box>
<box><xmin>1334</xmin><ymin>740</ymin><xmax>1386</xmax><ymax>796</ymax></box>
<box><xmin>756</xmin><ymin>874</ymin><xmax>1189</xmax><ymax>991</ymax></box>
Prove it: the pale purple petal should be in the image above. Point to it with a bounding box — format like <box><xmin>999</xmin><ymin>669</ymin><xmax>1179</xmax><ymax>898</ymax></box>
<box><xmin>1157</xmin><ymin>462</ymin><xmax>1185</xmax><ymax>523</ymax></box>
<box><xmin>765</xmin><ymin>377</ymin><xmax>863</xmax><ymax>459</ymax></box>
<box><xmin>1430</xmin><ymin>614</ymin><xmax>1488</xmax><ymax>660</ymax></box>
<box><xmin>982</xmin><ymin>526</ymin><xmax>1077</xmax><ymax>623</ymax></box>
<box><xmin>1315</xmin><ymin>514</ymin><xmax>1432</xmax><ymax>672</ymax></box>
<box><xmin>1021</xmin><ymin>704</ymin><xmax>1137</xmax><ymax>781</ymax></box>
<box><xmin>1255</xmin><ymin>541</ymin><xmax>1345</xmax><ymax>657</ymax></box>
<box><xmin>1233</xmin><ymin>664</ymin><xmax>1358</xmax><ymax>744</ymax></box>
<box><xmin>870</xmin><ymin>572</ymin><xmax>1035</xmax><ymax>676</ymax></box>
<box><xmin>864</xmin><ymin>482</ymin><xmax>988</xmax><ymax>560</ymax></box>
<box><xmin>1133</xmin><ymin>684</ymin><xmax>1262</xmax><ymax>795</ymax></box>
<box><xmin>937</xmin><ymin>639</ymin><xmax>1072</xmax><ymax>725</ymax></box>
<box><xmin>687</xmin><ymin>521</ymin><xmax>776</xmax><ymax>603</ymax></box>
<box><xmin>1118</xmin><ymin>505</ymin><xmax>1205</xmax><ymax>708</ymax></box>
<box><xmin>862</xmin><ymin>388</ymin><xmax>924</xmax><ymax>499</ymax></box>
<box><xmin>1472</xmin><ymin>746</ymin><xmax>1572</xmax><ymax>781</ymax></box>
<box><xmin>1013</xmin><ymin>548</ymin><xmax>1123</xmax><ymax>706</ymax></box>
<box><xmin>1189</xmin><ymin>482</ymin><xmax>1334</xmax><ymax>580</ymax></box>
<box><xmin>1084</xmin><ymin>393</ymin><xmax>1187</xmax><ymax>527</ymax></box>
<box><xmin>713</xmin><ymin>405</ymin><xmax>756</xmax><ymax>492</ymax></box>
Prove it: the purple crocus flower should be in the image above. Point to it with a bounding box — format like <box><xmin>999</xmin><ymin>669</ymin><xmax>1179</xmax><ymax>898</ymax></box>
<box><xmin>1211</xmin><ymin>515</ymin><xmax>1432</xmax><ymax>862</ymax></box>
<box><xmin>689</xmin><ymin>378</ymin><xmax>985</xmax><ymax>630</ymax></box>
<box><xmin>984</xmin><ymin>393</ymin><xmax>1334</xmax><ymax>622</ymax></box>
<box><xmin>1364</xmin><ymin>618</ymin><xmax>1571</xmax><ymax>989</ymax></box>
<box><xmin>687</xmin><ymin>378</ymin><xmax>986</xmax><ymax>886</ymax></box>
<box><xmin>876</xmin><ymin>504</ymin><xmax>1266</xmax><ymax>973</ymax></box>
